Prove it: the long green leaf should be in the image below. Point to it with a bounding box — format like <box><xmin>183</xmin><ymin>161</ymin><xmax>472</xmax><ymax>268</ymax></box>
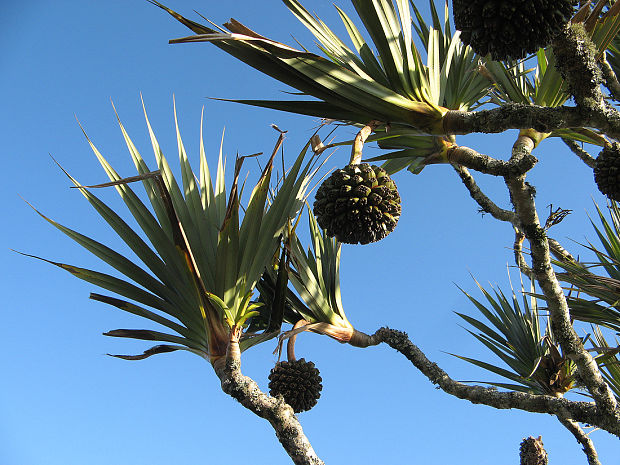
<box><xmin>90</xmin><ymin>293</ymin><xmax>203</xmax><ymax>344</ymax></box>
<box><xmin>107</xmin><ymin>344</ymin><xmax>194</xmax><ymax>361</ymax></box>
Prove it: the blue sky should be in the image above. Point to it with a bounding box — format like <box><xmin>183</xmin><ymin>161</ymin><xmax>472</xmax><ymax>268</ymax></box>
<box><xmin>2</xmin><ymin>1</ymin><xmax>618</xmax><ymax>464</ymax></box>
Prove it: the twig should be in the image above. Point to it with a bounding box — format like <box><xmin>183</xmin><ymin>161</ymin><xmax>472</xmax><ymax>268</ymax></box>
<box><xmin>562</xmin><ymin>138</ymin><xmax>596</xmax><ymax>168</ymax></box>
<box><xmin>544</xmin><ymin>205</ymin><xmax>572</xmax><ymax>230</ymax></box>
<box><xmin>452</xmin><ymin>164</ymin><xmax>516</xmax><ymax>223</ymax></box>
<box><xmin>556</xmin><ymin>414</ymin><xmax>601</xmax><ymax>465</ymax></box>
<box><xmin>514</xmin><ymin>227</ymin><xmax>533</xmax><ymax>274</ymax></box>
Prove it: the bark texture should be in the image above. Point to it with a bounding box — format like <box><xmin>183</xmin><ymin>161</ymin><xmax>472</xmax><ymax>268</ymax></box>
<box><xmin>519</xmin><ymin>437</ymin><xmax>548</xmax><ymax>465</ymax></box>
<box><xmin>562</xmin><ymin>138</ymin><xmax>596</xmax><ymax>168</ymax></box>
<box><xmin>441</xmin><ymin>104</ymin><xmax>620</xmax><ymax>141</ymax></box>
<box><xmin>444</xmin><ymin>143</ymin><xmax>537</xmax><ymax>177</ymax></box>
<box><xmin>362</xmin><ymin>327</ymin><xmax>620</xmax><ymax>436</ymax></box>
<box><xmin>557</xmin><ymin>415</ymin><xmax>601</xmax><ymax>465</ymax></box>
<box><xmin>503</xmin><ymin>138</ymin><xmax>620</xmax><ymax>422</ymax></box>
<box><xmin>452</xmin><ymin>164</ymin><xmax>516</xmax><ymax>223</ymax></box>
<box><xmin>214</xmin><ymin>338</ymin><xmax>324</xmax><ymax>465</ymax></box>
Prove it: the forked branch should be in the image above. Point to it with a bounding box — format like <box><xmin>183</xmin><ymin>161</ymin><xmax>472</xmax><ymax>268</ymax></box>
<box><xmin>452</xmin><ymin>164</ymin><xmax>516</xmax><ymax>223</ymax></box>
<box><xmin>503</xmin><ymin>136</ymin><xmax>620</xmax><ymax>424</ymax></box>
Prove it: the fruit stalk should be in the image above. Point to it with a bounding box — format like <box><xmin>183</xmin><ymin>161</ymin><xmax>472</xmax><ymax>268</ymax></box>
<box><xmin>349</xmin><ymin>121</ymin><xmax>381</xmax><ymax>165</ymax></box>
<box><xmin>287</xmin><ymin>319</ymin><xmax>308</xmax><ymax>362</ymax></box>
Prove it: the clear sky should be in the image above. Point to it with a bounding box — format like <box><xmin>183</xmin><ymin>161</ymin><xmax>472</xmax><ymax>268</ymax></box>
<box><xmin>2</xmin><ymin>1</ymin><xmax>617</xmax><ymax>464</ymax></box>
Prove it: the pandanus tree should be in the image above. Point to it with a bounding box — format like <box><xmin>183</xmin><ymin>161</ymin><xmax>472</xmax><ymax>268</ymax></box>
<box><xmin>24</xmin><ymin>104</ymin><xmax>326</xmax><ymax>458</ymax></box>
<box><xmin>28</xmin><ymin>1</ymin><xmax>620</xmax><ymax>464</ymax></box>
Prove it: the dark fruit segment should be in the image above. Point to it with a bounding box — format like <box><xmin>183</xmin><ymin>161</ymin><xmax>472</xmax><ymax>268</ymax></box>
<box><xmin>453</xmin><ymin>0</ymin><xmax>576</xmax><ymax>61</ymax></box>
<box><xmin>314</xmin><ymin>163</ymin><xmax>401</xmax><ymax>244</ymax></box>
<box><xmin>594</xmin><ymin>143</ymin><xmax>620</xmax><ymax>201</ymax></box>
<box><xmin>268</xmin><ymin>359</ymin><xmax>323</xmax><ymax>413</ymax></box>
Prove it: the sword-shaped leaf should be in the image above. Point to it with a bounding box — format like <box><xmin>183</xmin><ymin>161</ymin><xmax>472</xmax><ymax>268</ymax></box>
<box><xmin>22</xmin><ymin>252</ymin><xmax>192</xmax><ymax>323</ymax></box>
<box><xmin>26</xmin><ymin>201</ymin><xmax>187</xmax><ymax>315</ymax></box>
<box><xmin>213</xmin><ymin>98</ymin><xmax>375</xmax><ymax>124</ymax></box>
<box><xmin>450</xmin><ymin>353</ymin><xmax>541</xmax><ymax>392</ymax></box>
<box><xmin>104</xmin><ymin>329</ymin><xmax>202</xmax><ymax>351</ymax></box>
<box><xmin>108</xmin><ymin>344</ymin><xmax>195</xmax><ymax>361</ymax></box>
<box><xmin>154</xmin><ymin>0</ymin><xmax>448</xmax><ymax>136</ymax></box>
<box><xmin>453</xmin><ymin>275</ymin><xmax>575</xmax><ymax>395</ymax></box>
<box><xmin>350</xmin><ymin>0</ymin><xmax>413</xmax><ymax>98</ymax></box>
<box><xmin>553</xmin><ymin>201</ymin><xmax>620</xmax><ymax>332</ymax></box>
<box><xmin>549</xmin><ymin>128</ymin><xmax>607</xmax><ymax>146</ymax></box>
<box><xmin>283</xmin><ymin>0</ymin><xmax>375</xmax><ymax>81</ymax></box>
<box><xmin>284</xmin><ymin>209</ymin><xmax>352</xmax><ymax>328</ymax></box>
<box><xmin>335</xmin><ymin>6</ymin><xmax>390</xmax><ymax>86</ymax></box>
<box><xmin>80</xmin><ymin>126</ymin><xmax>187</xmax><ymax>280</ymax></box>
<box><xmin>31</xmin><ymin>104</ymin><xmax>317</xmax><ymax>363</ymax></box>
<box><xmin>173</xmin><ymin>102</ymin><xmax>217</xmax><ymax>288</ymax></box>
<box><xmin>90</xmin><ymin>293</ymin><xmax>200</xmax><ymax>342</ymax></box>
<box><xmin>592</xmin><ymin>328</ymin><xmax>620</xmax><ymax>400</ymax></box>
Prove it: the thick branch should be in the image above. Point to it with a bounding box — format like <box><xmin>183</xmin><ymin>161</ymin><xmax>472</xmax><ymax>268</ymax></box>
<box><xmin>443</xmin><ymin>146</ymin><xmax>510</xmax><ymax>176</ymax></box>
<box><xmin>557</xmin><ymin>414</ymin><xmax>601</xmax><ymax>465</ymax></box>
<box><xmin>503</xmin><ymin>139</ymin><xmax>620</xmax><ymax>422</ymax></box>
<box><xmin>213</xmin><ymin>333</ymin><xmax>324</xmax><ymax>465</ymax></box>
<box><xmin>439</xmin><ymin>26</ymin><xmax>620</xmax><ymax>140</ymax></box>
<box><xmin>363</xmin><ymin>327</ymin><xmax>620</xmax><ymax>436</ymax></box>
<box><xmin>452</xmin><ymin>164</ymin><xmax>517</xmax><ymax>223</ymax></box>
<box><xmin>442</xmin><ymin>144</ymin><xmax>537</xmax><ymax>177</ymax></box>
<box><xmin>600</xmin><ymin>54</ymin><xmax>620</xmax><ymax>102</ymax></box>
<box><xmin>442</xmin><ymin>104</ymin><xmax>620</xmax><ymax>141</ymax></box>
<box><xmin>548</xmin><ymin>237</ymin><xmax>577</xmax><ymax>263</ymax></box>
<box><xmin>562</xmin><ymin>138</ymin><xmax>596</xmax><ymax>168</ymax></box>
<box><xmin>443</xmin><ymin>104</ymin><xmax>581</xmax><ymax>134</ymax></box>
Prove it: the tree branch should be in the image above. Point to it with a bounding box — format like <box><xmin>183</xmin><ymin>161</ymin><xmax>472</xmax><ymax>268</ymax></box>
<box><xmin>443</xmin><ymin>104</ymin><xmax>582</xmax><ymax>135</ymax></box>
<box><xmin>556</xmin><ymin>414</ymin><xmax>601</xmax><ymax>465</ymax></box>
<box><xmin>441</xmin><ymin>104</ymin><xmax>620</xmax><ymax>141</ymax></box>
<box><xmin>213</xmin><ymin>329</ymin><xmax>324</xmax><ymax>465</ymax></box>
<box><xmin>548</xmin><ymin>237</ymin><xmax>577</xmax><ymax>263</ymax></box>
<box><xmin>561</xmin><ymin>138</ymin><xmax>597</xmax><ymax>168</ymax></box>
<box><xmin>361</xmin><ymin>327</ymin><xmax>620</xmax><ymax>436</ymax></box>
<box><xmin>438</xmin><ymin>144</ymin><xmax>538</xmax><ymax>177</ymax></box>
<box><xmin>503</xmin><ymin>137</ymin><xmax>620</xmax><ymax>423</ymax></box>
<box><xmin>600</xmin><ymin>54</ymin><xmax>620</xmax><ymax>102</ymax></box>
<box><xmin>513</xmin><ymin>227</ymin><xmax>533</xmax><ymax>275</ymax></box>
<box><xmin>452</xmin><ymin>164</ymin><xmax>517</xmax><ymax>223</ymax></box>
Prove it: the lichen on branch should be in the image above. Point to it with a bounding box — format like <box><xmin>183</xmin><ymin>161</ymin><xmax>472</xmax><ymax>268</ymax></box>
<box><xmin>365</xmin><ymin>327</ymin><xmax>620</xmax><ymax>437</ymax></box>
<box><xmin>213</xmin><ymin>328</ymin><xmax>324</xmax><ymax>465</ymax></box>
